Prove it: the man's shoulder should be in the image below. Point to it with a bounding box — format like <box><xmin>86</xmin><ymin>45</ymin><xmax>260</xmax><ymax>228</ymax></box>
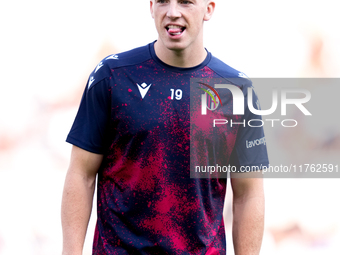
<box><xmin>100</xmin><ymin>43</ymin><xmax>152</xmax><ymax>70</ymax></box>
<box><xmin>87</xmin><ymin>43</ymin><xmax>153</xmax><ymax>89</ymax></box>
<box><xmin>208</xmin><ymin>55</ymin><xmax>249</xmax><ymax>80</ymax></box>
<box><xmin>207</xmin><ymin>55</ymin><xmax>252</xmax><ymax>89</ymax></box>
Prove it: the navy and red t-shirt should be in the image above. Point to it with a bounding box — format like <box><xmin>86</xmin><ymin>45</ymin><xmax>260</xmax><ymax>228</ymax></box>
<box><xmin>67</xmin><ymin>41</ymin><xmax>269</xmax><ymax>254</ymax></box>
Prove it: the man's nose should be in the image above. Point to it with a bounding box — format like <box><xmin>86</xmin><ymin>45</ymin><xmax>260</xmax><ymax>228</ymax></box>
<box><xmin>167</xmin><ymin>2</ymin><xmax>181</xmax><ymax>19</ymax></box>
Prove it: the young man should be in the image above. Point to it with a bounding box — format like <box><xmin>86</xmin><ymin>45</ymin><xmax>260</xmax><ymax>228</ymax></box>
<box><xmin>61</xmin><ymin>0</ymin><xmax>268</xmax><ymax>254</ymax></box>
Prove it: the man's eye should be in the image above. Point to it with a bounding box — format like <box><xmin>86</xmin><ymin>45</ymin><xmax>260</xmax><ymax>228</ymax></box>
<box><xmin>180</xmin><ymin>0</ymin><xmax>192</xmax><ymax>4</ymax></box>
<box><xmin>157</xmin><ymin>0</ymin><xmax>168</xmax><ymax>3</ymax></box>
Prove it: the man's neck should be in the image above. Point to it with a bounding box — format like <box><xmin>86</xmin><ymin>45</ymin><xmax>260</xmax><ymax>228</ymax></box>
<box><xmin>154</xmin><ymin>40</ymin><xmax>207</xmax><ymax>68</ymax></box>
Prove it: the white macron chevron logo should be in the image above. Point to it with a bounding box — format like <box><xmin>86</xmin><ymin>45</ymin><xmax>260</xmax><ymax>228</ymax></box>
<box><xmin>136</xmin><ymin>83</ymin><xmax>152</xmax><ymax>99</ymax></box>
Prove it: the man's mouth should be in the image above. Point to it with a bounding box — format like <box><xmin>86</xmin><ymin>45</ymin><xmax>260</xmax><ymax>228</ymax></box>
<box><xmin>166</xmin><ymin>25</ymin><xmax>186</xmax><ymax>36</ymax></box>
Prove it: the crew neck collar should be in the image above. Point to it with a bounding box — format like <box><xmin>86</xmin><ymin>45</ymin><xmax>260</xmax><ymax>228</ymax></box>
<box><xmin>149</xmin><ymin>41</ymin><xmax>211</xmax><ymax>73</ymax></box>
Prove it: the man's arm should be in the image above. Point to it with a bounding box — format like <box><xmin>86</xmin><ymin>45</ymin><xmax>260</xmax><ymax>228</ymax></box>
<box><xmin>230</xmin><ymin>172</ymin><xmax>264</xmax><ymax>255</ymax></box>
<box><xmin>61</xmin><ymin>145</ymin><xmax>103</xmax><ymax>255</ymax></box>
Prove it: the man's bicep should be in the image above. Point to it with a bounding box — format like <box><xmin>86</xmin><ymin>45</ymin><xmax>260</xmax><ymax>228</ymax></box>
<box><xmin>229</xmin><ymin>81</ymin><xmax>269</xmax><ymax>172</ymax></box>
<box><xmin>230</xmin><ymin>173</ymin><xmax>264</xmax><ymax>200</ymax></box>
<box><xmin>68</xmin><ymin>145</ymin><xmax>103</xmax><ymax>178</ymax></box>
<box><xmin>66</xmin><ymin>75</ymin><xmax>111</xmax><ymax>155</ymax></box>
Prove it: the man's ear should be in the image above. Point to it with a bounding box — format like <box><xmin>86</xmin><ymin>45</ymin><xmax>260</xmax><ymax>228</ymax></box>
<box><xmin>150</xmin><ymin>0</ymin><xmax>155</xmax><ymax>19</ymax></box>
<box><xmin>203</xmin><ymin>1</ymin><xmax>215</xmax><ymax>21</ymax></box>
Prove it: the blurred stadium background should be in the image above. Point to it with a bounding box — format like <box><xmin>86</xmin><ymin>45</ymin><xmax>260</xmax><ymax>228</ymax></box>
<box><xmin>1</xmin><ymin>0</ymin><xmax>340</xmax><ymax>254</ymax></box>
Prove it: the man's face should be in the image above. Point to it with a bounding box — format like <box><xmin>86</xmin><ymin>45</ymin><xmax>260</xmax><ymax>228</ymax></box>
<box><xmin>150</xmin><ymin>0</ymin><xmax>215</xmax><ymax>52</ymax></box>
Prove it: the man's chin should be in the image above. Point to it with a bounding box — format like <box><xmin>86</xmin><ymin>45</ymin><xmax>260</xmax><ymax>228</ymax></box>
<box><xmin>162</xmin><ymin>40</ymin><xmax>188</xmax><ymax>52</ymax></box>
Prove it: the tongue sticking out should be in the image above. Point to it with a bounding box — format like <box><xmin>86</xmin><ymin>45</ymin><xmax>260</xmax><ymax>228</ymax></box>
<box><xmin>168</xmin><ymin>27</ymin><xmax>184</xmax><ymax>36</ymax></box>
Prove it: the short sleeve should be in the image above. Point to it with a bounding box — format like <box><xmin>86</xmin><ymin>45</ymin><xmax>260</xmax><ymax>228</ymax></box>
<box><xmin>229</xmin><ymin>82</ymin><xmax>269</xmax><ymax>171</ymax></box>
<box><xmin>66</xmin><ymin>74</ymin><xmax>111</xmax><ymax>154</ymax></box>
